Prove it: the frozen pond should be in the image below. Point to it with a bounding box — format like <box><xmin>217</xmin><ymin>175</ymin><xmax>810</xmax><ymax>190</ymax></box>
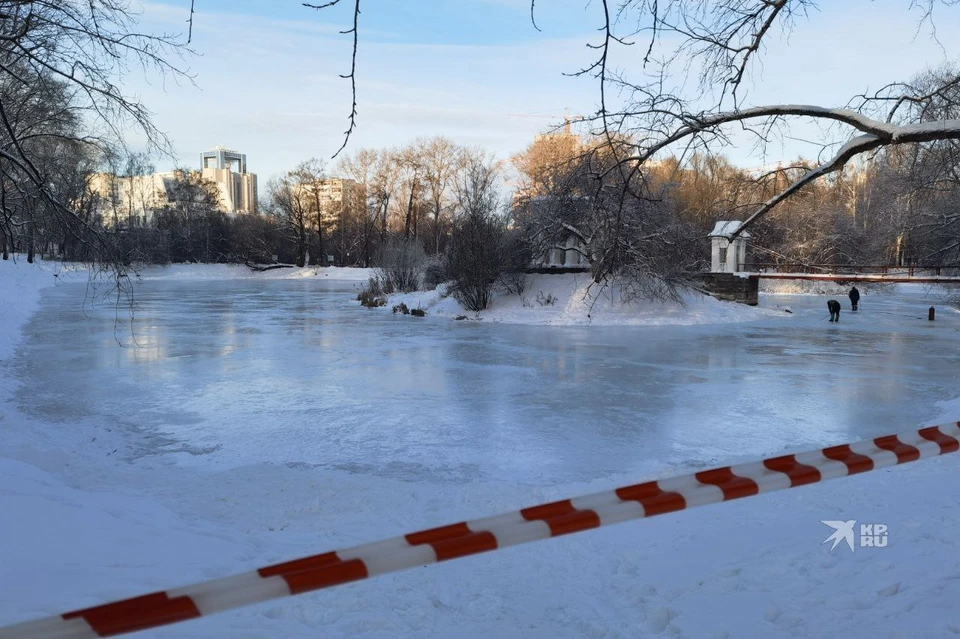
<box><xmin>15</xmin><ymin>279</ymin><xmax>960</xmax><ymax>485</ymax></box>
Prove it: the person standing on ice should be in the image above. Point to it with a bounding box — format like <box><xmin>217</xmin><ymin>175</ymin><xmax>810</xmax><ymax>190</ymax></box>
<box><xmin>827</xmin><ymin>299</ymin><xmax>841</xmax><ymax>322</ymax></box>
<box><xmin>848</xmin><ymin>286</ymin><xmax>860</xmax><ymax>311</ymax></box>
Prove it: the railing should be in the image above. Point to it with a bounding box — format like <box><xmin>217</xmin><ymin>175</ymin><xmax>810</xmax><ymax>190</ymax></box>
<box><xmin>4</xmin><ymin>421</ymin><xmax>959</xmax><ymax>639</ymax></box>
<box><xmin>743</xmin><ymin>263</ymin><xmax>960</xmax><ymax>277</ymax></box>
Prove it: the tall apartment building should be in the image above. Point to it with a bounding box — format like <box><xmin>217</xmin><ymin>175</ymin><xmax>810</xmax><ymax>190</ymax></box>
<box><xmin>89</xmin><ymin>147</ymin><xmax>259</xmax><ymax>225</ymax></box>
<box><xmin>317</xmin><ymin>177</ymin><xmax>365</xmax><ymax>228</ymax></box>
<box><xmin>200</xmin><ymin>147</ymin><xmax>258</xmax><ymax>214</ymax></box>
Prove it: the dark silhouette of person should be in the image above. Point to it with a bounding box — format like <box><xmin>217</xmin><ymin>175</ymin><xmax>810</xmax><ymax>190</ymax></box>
<box><xmin>827</xmin><ymin>299</ymin><xmax>841</xmax><ymax>322</ymax></box>
<box><xmin>848</xmin><ymin>286</ymin><xmax>860</xmax><ymax>311</ymax></box>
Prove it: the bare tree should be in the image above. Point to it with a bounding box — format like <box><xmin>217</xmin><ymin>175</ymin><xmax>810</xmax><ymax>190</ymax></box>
<box><xmin>375</xmin><ymin>236</ymin><xmax>426</xmax><ymax>293</ymax></box>
<box><xmin>370</xmin><ymin>150</ymin><xmax>400</xmax><ymax>252</ymax></box>
<box><xmin>447</xmin><ymin>150</ymin><xmax>506</xmax><ymax>311</ymax></box>
<box><xmin>153</xmin><ymin>170</ymin><xmax>225</xmax><ymax>263</ymax></box>
<box><xmin>416</xmin><ymin>136</ymin><xmax>460</xmax><ymax>254</ymax></box>
<box><xmin>0</xmin><ymin>0</ymin><xmax>192</xmax><ymax>282</ymax></box>
<box><xmin>337</xmin><ymin>148</ymin><xmax>380</xmax><ymax>266</ymax></box>
<box><xmin>579</xmin><ymin>1</ymin><xmax>960</xmax><ymax>240</ymax></box>
<box><xmin>514</xmin><ymin>136</ymin><xmax>702</xmax><ymax>299</ymax></box>
<box><xmin>290</xmin><ymin>158</ymin><xmax>329</xmax><ymax>264</ymax></box>
<box><xmin>310</xmin><ymin>0</ymin><xmax>960</xmax><ymax>245</ymax></box>
<box><xmin>0</xmin><ymin>67</ymin><xmax>82</xmax><ymax>263</ymax></box>
<box><xmin>395</xmin><ymin>145</ymin><xmax>423</xmax><ymax>240</ymax></box>
<box><xmin>267</xmin><ymin>175</ymin><xmax>311</xmax><ymax>268</ymax></box>
<box><xmin>512</xmin><ymin>126</ymin><xmax>585</xmax><ymax>204</ymax></box>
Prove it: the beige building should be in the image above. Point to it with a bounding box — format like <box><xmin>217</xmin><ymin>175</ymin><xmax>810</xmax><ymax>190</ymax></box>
<box><xmin>317</xmin><ymin>177</ymin><xmax>365</xmax><ymax>228</ymax></box>
<box><xmin>200</xmin><ymin>147</ymin><xmax>258</xmax><ymax>214</ymax></box>
<box><xmin>89</xmin><ymin>171</ymin><xmax>181</xmax><ymax>228</ymax></box>
<box><xmin>90</xmin><ymin>147</ymin><xmax>258</xmax><ymax>225</ymax></box>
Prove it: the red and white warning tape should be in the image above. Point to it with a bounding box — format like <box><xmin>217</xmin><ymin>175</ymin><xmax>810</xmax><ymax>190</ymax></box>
<box><xmin>2</xmin><ymin>422</ymin><xmax>959</xmax><ymax>639</ymax></box>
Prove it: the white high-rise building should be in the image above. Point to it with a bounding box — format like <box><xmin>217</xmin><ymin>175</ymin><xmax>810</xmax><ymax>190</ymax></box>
<box><xmin>200</xmin><ymin>147</ymin><xmax>258</xmax><ymax>214</ymax></box>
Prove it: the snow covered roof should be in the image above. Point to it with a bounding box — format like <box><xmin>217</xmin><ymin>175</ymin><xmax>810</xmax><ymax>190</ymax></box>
<box><xmin>709</xmin><ymin>221</ymin><xmax>750</xmax><ymax>238</ymax></box>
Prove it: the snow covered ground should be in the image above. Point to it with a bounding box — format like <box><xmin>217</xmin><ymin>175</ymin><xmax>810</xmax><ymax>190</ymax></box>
<box><xmin>2</xmin><ymin>260</ymin><xmax>960</xmax><ymax>638</ymax></box>
<box><xmin>381</xmin><ymin>274</ymin><xmax>785</xmax><ymax>325</ymax></box>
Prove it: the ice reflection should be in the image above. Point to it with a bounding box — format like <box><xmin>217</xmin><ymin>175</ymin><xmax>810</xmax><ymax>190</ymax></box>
<box><xmin>15</xmin><ymin>280</ymin><xmax>960</xmax><ymax>484</ymax></box>
<box><xmin>123</xmin><ymin>325</ymin><xmax>168</xmax><ymax>364</ymax></box>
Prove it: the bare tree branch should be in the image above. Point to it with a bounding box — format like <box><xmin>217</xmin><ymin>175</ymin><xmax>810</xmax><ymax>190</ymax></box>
<box><xmin>305</xmin><ymin>0</ymin><xmax>360</xmax><ymax>158</ymax></box>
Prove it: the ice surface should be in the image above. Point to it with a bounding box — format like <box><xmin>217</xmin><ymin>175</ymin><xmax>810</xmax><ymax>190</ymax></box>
<box><xmin>16</xmin><ymin>279</ymin><xmax>960</xmax><ymax>479</ymax></box>
<box><xmin>3</xmin><ymin>266</ymin><xmax>960</xmax><ymax>638</ymax></box>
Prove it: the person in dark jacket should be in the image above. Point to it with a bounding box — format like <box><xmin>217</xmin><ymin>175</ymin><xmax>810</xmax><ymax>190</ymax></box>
<box><xmin>848</xmin><ymin>286</ymin><xmax>860</xmax><ymax>311</ymax></box>
<box><xmin>827</xmin><ymin>299</ymin><xmax>841</xmax><ymax>322</ymax></box>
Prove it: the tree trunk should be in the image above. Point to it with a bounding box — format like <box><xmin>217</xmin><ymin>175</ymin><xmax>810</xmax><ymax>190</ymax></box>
<box><xmin>317</xmin><ymin>225</ymin><xmax>324</xmax><ymax>265</ymax></box>
<box><xmin>313</xmin><ymin>189</ymin><xmax>324</xmax><ymax>265</ymax></box>
<box><xmin>297</xmin><ymin>227</ymin><xmax>306</xmax><ymax>268</ymax></box>
<box><xmin>363</xmin><ymin>218</ymin><xmax>371</xmax><ymax>267</ymax></box>
<box><xmin>404</xmin><ymin>185</ymin><xmax>414</xmax><ymax>239</ymax></box>
<box><xmin>434</xmin><ymin>200</ymin><xmax>442</xmax><ymax>255</ymax></box>
<box><xmin>412</xmin><ymin>199</ymin><xmax>419</xmax><ymax>239</ymax></box>
<box><xmin>380</xmin><ymin>194</ymin><xmax>389</xmax><ymax>250</ymax></box>
<box><xmin>1</xmin><ymin>187</ymin><xmax>8</xmax><ymax>260</ymax></box>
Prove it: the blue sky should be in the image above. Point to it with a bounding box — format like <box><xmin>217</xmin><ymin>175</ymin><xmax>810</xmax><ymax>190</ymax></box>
<box><xmin>131</xmin><ymin>1</ymin><xmax>960</xmax><ymax>182</ymax></box>
<box><xmin>192</xmin><ymin>0</ymin><xmax>591</xmax><ymax>45</ymax></box>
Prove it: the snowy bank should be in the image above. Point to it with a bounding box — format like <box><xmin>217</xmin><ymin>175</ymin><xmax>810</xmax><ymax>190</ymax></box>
<box><xmin>760</xmin><ymin>277</ymin><xmax>895</xmax><ymax>296</ymax></box>
<box><xmin>377</xmin><ymin>273</ymin><xmax>785</xmax><ymax>326</ymax></box>
<box><xmin>0</xmin><ymin>258</ymin><xmax>84</xmax><ymax>360</ymax></box>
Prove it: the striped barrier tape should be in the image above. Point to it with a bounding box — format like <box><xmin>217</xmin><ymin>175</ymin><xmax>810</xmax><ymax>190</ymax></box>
<box><xmin>2</xmin><ymin>421</ymin><xmax>959</xmax><ymax>639</ymax></box>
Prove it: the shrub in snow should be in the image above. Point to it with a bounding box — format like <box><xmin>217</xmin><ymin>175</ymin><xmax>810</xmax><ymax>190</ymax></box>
<box><xmin>423</xmin><ymin>258</ymin><xmax>450</xmax><ymax>290</ymax></box>
<box><xmin>410</xmin><ymin>308</ymin><xmax>426</xmax><ymax>317</ymax></box>
<box><xmin>447</xmin><ymin>212</ymin><xmax>506</xmax><ymax>312</ymax></box>
<box><xmin>393</xmin><ymin>302</ymin><xmax>410</xmax><ymax>315</ymax></box>
<box><xmin>536</xmin><ymin>291</ymin><xmax>557</xmax><ymax>306</ymax></box>
<box><xmin>358</xmin><ymin>291</ymin><xmax>386</xmax><ymax>307</ymax></box>
<box><xmin>446</xmin><ymin>151</ymin><xmax>507</xmax><ymax>312</ymax></box>
<box><xmin>375</xmin><ymin>237</ymin><xmax>426</xmax><ymax>293</ymax></box>
<box><xmin>497</xmin><ymin>230</ymin><xmax>532</xmax><ymax>296</ymax></box>
<box><xmin>357</xmin><ymin>278</ymin><xmax>389</xmax><ymax>308</ymax></box>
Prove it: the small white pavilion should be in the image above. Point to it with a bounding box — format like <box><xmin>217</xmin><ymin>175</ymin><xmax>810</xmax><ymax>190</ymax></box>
<box><xmin>708</xmin><ymin>221</ymin><xmax>750</xmax><ymax>273</ymax></box>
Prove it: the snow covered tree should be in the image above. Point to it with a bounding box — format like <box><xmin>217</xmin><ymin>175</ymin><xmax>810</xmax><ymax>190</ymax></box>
<box><xmin>575</xmin><ymin>0</ymin><xmax>960</xmax><ymax>241</ymax></box>
<box><xmin>513</xmin><ymin>136</ymin><xmax>701</xmax><ymax>299</ymax></box>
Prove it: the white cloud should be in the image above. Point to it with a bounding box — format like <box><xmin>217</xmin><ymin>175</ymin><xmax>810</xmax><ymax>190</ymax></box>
<box><xmin>126</xmin><ymin>1</ymin><xmax>960</xmax><ymax>181</ymax></box>
<box><xmin>127</xmin><ymin>3</ymin><xmax>600</xmax><ymax>180</ymax></box>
